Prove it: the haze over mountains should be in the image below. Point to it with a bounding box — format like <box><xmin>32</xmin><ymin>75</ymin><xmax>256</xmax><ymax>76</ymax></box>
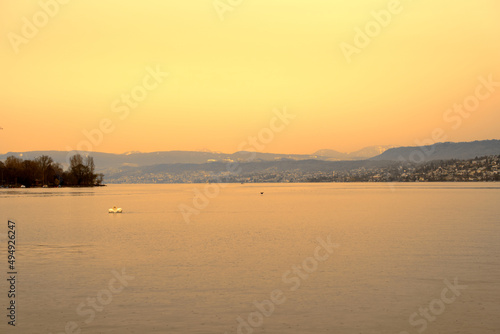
<box><xmin>0</xmin><ymin>144</ymin><xmax>393</xmax><ymax>169</ymax></box>
<box><xmin>1</xmin><ymin>140</ymin><xmax>499</xmax><ymax>183</ymax></box>
<box><xmin>371</xmin><ymin>140</ymin><xmax>500</xmax><ymax>162</ymax></box>
<box><xmin>314</xmin><ymin>145</ymin><xmax>395</xmax><ymax>160</ymax></box>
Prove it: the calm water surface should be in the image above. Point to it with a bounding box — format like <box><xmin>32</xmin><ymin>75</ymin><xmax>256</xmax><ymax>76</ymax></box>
<box><xmin>0</xmin><ymin>183</ymin><xmax>499</xmax><ymax>333</ymax></box>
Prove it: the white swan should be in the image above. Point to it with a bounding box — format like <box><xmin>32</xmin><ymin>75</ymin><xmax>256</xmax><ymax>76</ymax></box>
<box><xmin>108</xmin><ymin>206</ymin><xmax>123</xmax><ymax>213</ymax></box>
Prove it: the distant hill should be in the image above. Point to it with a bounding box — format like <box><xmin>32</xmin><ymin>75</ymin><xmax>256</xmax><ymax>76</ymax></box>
<box><xmin>2</xmin><ymin>140</ymin><xmax>499</xmax><ymax>183</ymax></box>
<box><xmin>350</xmin><ymin>145</ymin><xmax>395</xmax><ymax>158</ymax></box>
<box><xmin>0</xmin><ymin>150</ymin><xmax>326</xmax><ymax>170</ymax></box>
<box><xmin>314</xmin><ymin>145</ymin><xmax>394</xmax><ymax>160</ymax></box>
<box><xmin>313</xmin><ymin>149</ymin><xmax>348</xmax><ymax>160</ymax></box>
<box><xmin>0</xmin><ymin>146</ymin><xmax>391</xmax><ymax>172</ymax></box>
<box><xmin>103</xmin><ymin>159</ymin><xmax>396</xmax><ymax>183</ymax></box>
<box><xmin>371</xmin><ymin>140</ymin><xmax>500</xmax><ymax>162</ymax></box>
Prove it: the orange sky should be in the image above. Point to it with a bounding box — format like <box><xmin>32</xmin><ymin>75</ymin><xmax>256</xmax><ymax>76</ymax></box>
<box><xmin>1</xmin><ymin>0</ymin><xmax>499</xmax><ymax>155</ymax></box>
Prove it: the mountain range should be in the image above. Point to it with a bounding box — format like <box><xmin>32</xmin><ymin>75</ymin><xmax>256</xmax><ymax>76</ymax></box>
<box><xmin>1</xmin><ymin>140</ymin><xmax>499</xmax><ymax>182</ymax></box>
<box><xmin>0</xmin><ymin>145</ymin><xmax>392</xmax><ymax>170</ymax></box>
<box><xmin>371</xmin><ymin>140</ymin><xmax>500</xmax><ymax>162</ymax></box>
<box><xmin>313</xmin><ymin>145</ymin><xmax>395</xmax><ymax>160</ymax></box>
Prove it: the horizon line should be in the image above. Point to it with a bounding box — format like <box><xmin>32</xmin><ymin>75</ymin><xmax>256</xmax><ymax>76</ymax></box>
<box><xmin>1</xmin><ymin>139</ymin><xmax>500</xmax><ymax>157</ymax></box>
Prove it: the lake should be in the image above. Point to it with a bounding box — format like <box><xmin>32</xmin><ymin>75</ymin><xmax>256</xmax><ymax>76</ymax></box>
<box><xmin>0</xmin><ymin>183</ymin><xmax>499</xmax><ymax>333</ymax></box>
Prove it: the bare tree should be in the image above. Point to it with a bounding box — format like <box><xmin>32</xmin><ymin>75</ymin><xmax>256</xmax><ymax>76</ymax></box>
<box><xmin>35</xmin><ymin>155</ymin><xmax>53</xmax><ymax>185</ymax></box>
<box><xmin>70</xmin><ymin>154</ymin><xmax>85</xmax><ymax>185</ymax></box>
<box><xmin>85</xmin><ymin>156</ymin><xmax>96</xmax><ymax>185</ymax></box>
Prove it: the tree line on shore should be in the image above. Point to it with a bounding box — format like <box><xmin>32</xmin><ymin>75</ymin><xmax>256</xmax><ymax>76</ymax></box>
<box><xmin>0</xmin><ymin>154</ymin><xmax>103</xmax><ymax>187</ymax></box>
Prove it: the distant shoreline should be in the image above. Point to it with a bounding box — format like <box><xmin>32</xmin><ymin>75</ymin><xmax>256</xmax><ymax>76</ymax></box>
<box><xmin>0</xmin><ymin>184</ymin><xmax>107</xmax><ymax>189</ymax></box>
<box><xmin>101</xmin><ymin>180</ymin><xmax>499</xmax><ymax>184</ymax></box>
<box><xmin>2</xmin><ymin>181</ymin><xmax>497</xmax><ymax>188</ymax></box>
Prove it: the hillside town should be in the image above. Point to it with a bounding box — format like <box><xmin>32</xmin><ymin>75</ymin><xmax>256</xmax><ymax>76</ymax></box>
<box><xmin>106</xmin><ymin>155</ymin><xmax>500</xmax><ymax>183</ymax></box>
<box><xmin>308</xmin><ymin>155</ymin><xmax>500</xmax><ymax>182</ymax></box>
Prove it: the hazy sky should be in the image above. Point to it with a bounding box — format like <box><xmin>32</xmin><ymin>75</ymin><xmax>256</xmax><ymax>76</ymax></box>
<box><xmin>1</xmin><ymin>0</ymin><xmax>499</xmax><ymax>154</ymax></box>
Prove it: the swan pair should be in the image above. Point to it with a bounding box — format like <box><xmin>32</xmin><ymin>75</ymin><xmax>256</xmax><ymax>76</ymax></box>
<box><xmin>108</xmin><ymin>206</ymin><xmax>123</xmax><ymax>213</ymax></box>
